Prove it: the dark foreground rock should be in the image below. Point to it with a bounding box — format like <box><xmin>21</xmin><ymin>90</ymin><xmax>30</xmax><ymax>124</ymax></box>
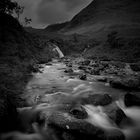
<box><xmin>81</xmin><ymin>94</ymin><xmax>112</xmax><ymax>106</ymax></box>
<box><xmin>124</xmin><ymin>93</ymin><xmax>140</xmax><ymax>107</ymax></box>
<box><xmin>48</xmin><ymin>111</ymin><xmax>125</xmax><ymax>140</ymax></box>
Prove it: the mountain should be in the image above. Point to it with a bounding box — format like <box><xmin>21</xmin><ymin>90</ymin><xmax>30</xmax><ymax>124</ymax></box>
<box><xmin>45</xmin><ymin>22</ymin><xmax>69</xmax><ymax>32</ymax></box>
<box><xmin>45</xmin><ymin>0</ymin><xmax>140</xmax><ymax>40</ymax></box>
<box><xmin>31</xmin><ymin>0</ymin><xmax>140</xmax><ymax>62</ymax></box>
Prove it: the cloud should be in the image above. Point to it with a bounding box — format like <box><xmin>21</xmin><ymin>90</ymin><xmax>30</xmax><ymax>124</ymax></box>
<box><xmin>37</xmin><ymin>0</ymin><xmax>70</xmax><ymax>24</ymax></box>
<box><xmin>17</xmin><ymin>0</ymin><xmax>92</xmax><ymax>28</ymax></box>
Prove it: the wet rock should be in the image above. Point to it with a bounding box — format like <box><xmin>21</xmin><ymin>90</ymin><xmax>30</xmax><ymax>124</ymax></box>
<box><xmin>48</xmin><ymin>111</ymin><xmax>105</xmax><ymax>139</ymax></box>
<box><xmin>109</xmin><ymin>76</ymin><xmax>140</xmax><ymax>90</ymax></box>
<box><xmin>130</xmin><ymin>63</ymin><xmax>140</xmax><ymax>72</ymax></box>
<box><xmin>106</xmin><ymin>107</ymin><xmax>127</xmax><ymax>126</ymax></box>
<box><xmin>79</xmin><ymin>60</ymin><xmax>91</xmax><ymax>66</ymax></box>
<box><xmin>96</xmin><ymin>76</ymin><xmax>108</xmax><ymax>82</ymax></box>
<box><xmin>78</xmin><ymin>66</ymin><xmax>87</xmax><ymax>71</ymax></box>
<box><xmin>79</xmin><ymin>73</ymin><xmax>87</xmax><ymax>80</ymax></box>
<box><xmin>69</xmin><ymin>106</ymin><xmax>88</xmax><ymax>119</ymax></box>
<box><xmin>81</xmin><ymin>94</ymin><xmax>112</xmax><ymax>106</ymax></box>
<box><xmin>124</xmin><ymin>93</ymin><xmax>140</xmax><ymax>107</ymax></box>
<box><xmin>90</xmin><ymin>68</ymin><xmax>100</xmax><ymax>75</ymax></box>
<box><xmin>48</xmin><ymin>111</ymin><xmax>125</xmax><ymax>140</ymax></box>
<box><xmin>105</xmin><ymin>129</ymin><xmax>125</xmax><ymax>140</ymax></box>
<box><xmin>46</xmin><ymin>62</ymin><xmax>52</xmax><ymax>66</ymax></box>
<box><xmin>64</xmin><ymin>68</ymin><xmax>73</xmax><ymax>73</ymax></box>
<box><xmin>66</xmin><ymin>63</ymin><xmax>72</xmax><ymax>67</ymax></box>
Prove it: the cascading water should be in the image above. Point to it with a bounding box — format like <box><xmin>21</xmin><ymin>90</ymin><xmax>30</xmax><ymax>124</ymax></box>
<box><xmin>52</xmin><ymin>44</ymin><xmax>64</xmax><ymax>58</ymax></box>
<box><xmin>83</xmin><ymin>99</ymin><xmax>140</xmax><ymax>140</ymax></box>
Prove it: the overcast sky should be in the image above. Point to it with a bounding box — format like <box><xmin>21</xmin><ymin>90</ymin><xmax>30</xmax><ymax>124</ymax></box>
<box><xmin>17</xmin><ymin>0</ymin><xmax>92</xmax><ymax>28</ymax></box>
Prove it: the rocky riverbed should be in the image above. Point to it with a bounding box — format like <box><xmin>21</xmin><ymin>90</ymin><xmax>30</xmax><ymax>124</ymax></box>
<box><xmin>1</xmin><ymin>57</ymin><xmax>140</xmax><ymax>140</ymax></box>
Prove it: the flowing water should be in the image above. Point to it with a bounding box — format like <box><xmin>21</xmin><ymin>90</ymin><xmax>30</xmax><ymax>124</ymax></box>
<box><xmin>22</xmin><ymin>59</ymin><xmax>140</xmax><ymax>140</ymax></box>
<box><xmin>83</xmin><ymin>100</ymin><xmax>140</xmax><ymax>140</ymax></box>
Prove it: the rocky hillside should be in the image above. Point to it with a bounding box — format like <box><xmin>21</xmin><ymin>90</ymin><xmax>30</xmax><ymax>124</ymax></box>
<box><xmin>44</xmin><ymin>0</ymin><xmax>140</xmax><ymax>62</ymax></box>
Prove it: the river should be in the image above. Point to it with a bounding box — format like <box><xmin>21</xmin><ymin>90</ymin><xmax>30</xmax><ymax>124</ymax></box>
<box><xmin>18</xmin><ymin>58</ymin><xmax>140</xmax><ymax>140</ymax></box>
<box><xmin>23</xmin><ymin>59</ymin><xmax>126</xmax><ymax>106</ymax></box>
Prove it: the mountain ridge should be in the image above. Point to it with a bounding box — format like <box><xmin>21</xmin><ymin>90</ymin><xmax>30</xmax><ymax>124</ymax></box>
<box><xmin>45</xmin><ymin>0</ymin><xmax>140</xmax><ymax>38</ymax></box>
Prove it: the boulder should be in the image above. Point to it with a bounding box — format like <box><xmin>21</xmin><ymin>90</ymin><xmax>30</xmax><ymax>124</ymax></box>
<box><xmin>79</xmin><ymin>60</ymin><xmax>91</xmax><ymax>66</ymax></box>
<box><xmin>66</xmin><ymin>63</ymin><xmax>72</xmax><ymax>67</ymax></box>
<box><xmin>90</xmin><ymin>68</ymin><xmax>100</xmax><ymax>75</ymax></box>
<box><xmin>69</xmin><ymin>105</ymin><xmax>88</xmax><ymax>119</ymax></box>
<box><xmin>78</xmin><ymin>66</ymin><xmax>87</xmax><ymax>71</ymax></box>
<box><xmin>64</xmin><ymin>68</ymin><xmax>73</xmax><ymax>73</ymax></box>
<box><xmin>130</xmin><ymin>63</ymin><xmax>140</xmax><ymax>72</ymax></box>
<box><xmin>81</xmin><ymin>94</ymin><xmax>112</xmax><ymax>106</ymax></box>
<box><xmin>106</xmin><ymin>107</ymin><xmax>127</xmax><ymax>126</ymax></box>
<box><xmin>109</xmin><ymin>76</ymin><xmax>140</xmax><ymax>90</ymax></box>
<box><xmin>105</xmin><ymin>129</ymin><xmax>125</xmax><ymax>140</ymax></box>
<box><xmin>124</xmin><ymin>93</ymin><xmax>140</xmax><ymax>107</ymax></box>
<box><xmin>96</xmin><ymin>76</ymin><xmax>108</xmax><ymax>82</ymax></box>
<box><xmin>48</xmin><ymin>111</ymin><xmax>125</xmax><ymax>140</ymax></box>
<box><xmin>79</xmin><ymin>74</ymin><xmax>87</xmax><ymax>80</ymax></box>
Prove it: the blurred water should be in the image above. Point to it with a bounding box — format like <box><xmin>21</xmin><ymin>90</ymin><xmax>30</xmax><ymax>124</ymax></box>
<box><xmin>84</xmin><ymin>100</ymin><xmax>140</xmax><ymax>140</ymax></box>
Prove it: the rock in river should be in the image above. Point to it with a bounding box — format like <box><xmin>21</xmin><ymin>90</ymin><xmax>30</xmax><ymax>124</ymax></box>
<box><xmin>79</xmin><ymin>73</ymin><xmax>87</xmax><ymax>80</ymax></box>
<box><xmin>124</xmin><ymin>93</ymin><xmax>140</xmax><ymax>107</ymax></box>
<box><xmin>64</xmin><ymin>68</ymin><xmax>73</xmax><ymax>73</ymax></box>
<box><xmin>81</xmin><ymin>94</ymin><xmax>112</xmax><ymax>106</ymax></box>
<box><xmin>109</xmin><ymin>76</ymin><xmax>140</xmax><ymax>90</ymax></box>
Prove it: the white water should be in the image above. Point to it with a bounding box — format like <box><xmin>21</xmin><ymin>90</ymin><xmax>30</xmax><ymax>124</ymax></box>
<box><xmin>84</xmin><ymin>105</ymin><xmax>117</xmax><ymax>129</ymax></box>
<box><xmin>83</xmin><ymin>100</ymin><xmax>140</xmax><ymax>140</ymax></box>
<box><xmin>53</xmin><ymin>44</ymin><xmax>64</xmax><ymax>58</ymax></box>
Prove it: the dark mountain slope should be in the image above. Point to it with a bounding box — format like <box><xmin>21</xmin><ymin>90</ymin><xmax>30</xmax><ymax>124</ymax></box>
<box><xmin>57</xmin><ymin>0</ymin><xmax>140</xmax><ymax>38</ymax></box>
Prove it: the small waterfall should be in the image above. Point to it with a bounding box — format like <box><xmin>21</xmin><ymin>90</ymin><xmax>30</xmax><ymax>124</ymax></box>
<box><xmin>83</xmin><ymin>100</ymin><xmax>140</xmax><ymax>140</ymax></box>
<box><xmin>83</xmin><ymin>105</ymin><xmax>117</xmax><ymax>130</ymax></box>
<box><xmin>52</xmin><ymin>44</ymin><xmax>64</xmax><ymax>58</ymax></box>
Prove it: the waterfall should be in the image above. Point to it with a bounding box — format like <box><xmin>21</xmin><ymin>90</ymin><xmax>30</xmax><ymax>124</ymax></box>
<box><xmin>52</xmin><ymin>44</ymin><xmax>64</xmax><ymax>58</ymax></box>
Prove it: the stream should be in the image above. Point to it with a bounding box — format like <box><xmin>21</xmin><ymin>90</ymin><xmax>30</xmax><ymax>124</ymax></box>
<box><xmin>2</xmin><ymin>58</ymin><xmax>140</xmax><ymax>140</ymax></box>
<box><xmin>24</xmin><ymin>59</ymin><xmax>125</xmax><ymax>105</ymax></box>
